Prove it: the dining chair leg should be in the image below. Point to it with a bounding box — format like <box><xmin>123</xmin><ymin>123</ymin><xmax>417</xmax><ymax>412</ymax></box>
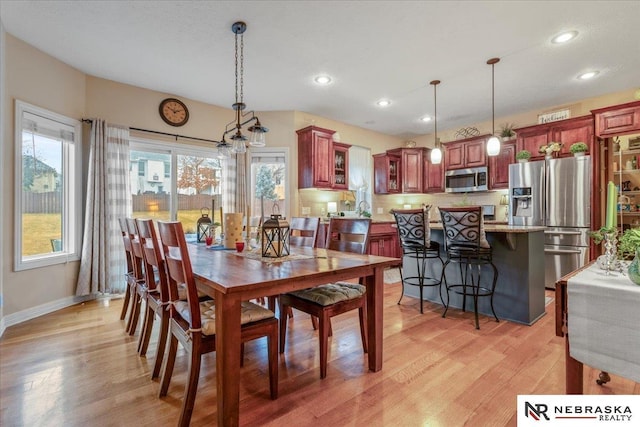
<box><xmin>178</xmin><ymin>351</ymin><xmax>202</xmax><ymax>427</ymax></box>
<box><xmin>120</xmin><ymin>285</ymin><xmax>131</xmax><ymax>320</ymax></box>
<box><xmin>358</xmin><ymin>306</ymin><xmax>368</xmax><ymax>354</ymax></box>
<box><xmin>125</xmin><ymin>285</ymin><xmax>137</xmax><ymax>332</ymax></box>
<box><xmin>159</xmin><ymin>335</ymin><xmax>178</xmax><ymax>397</ymax></box>
<box><xmin>319</xmin><ymin>313</ymin><xmax>330</xmax><ymax>379</ymax></box>
<box><xmin>151</xmin><ymin>313</ymin><xmax>169</xmax><ymax>380</ymax></box>
<box><xmin>311</xmin><ymin>315</ymin><xmax>332</xmax><ymax>336</ymax></box>
<box><xmin>127</xmin><ymin>291</ymin><xmax>142</xmax><ymax>335</ymax></box>
<box><xmin>138</xmin><ymin>303</ymin><xmax>154</xmax><ymax>355</ymax></box>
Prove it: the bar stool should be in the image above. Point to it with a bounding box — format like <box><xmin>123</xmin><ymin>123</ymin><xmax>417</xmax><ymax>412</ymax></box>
<box><xmin>439</xmin><ymin>206</ymin><xmax>499</xmax><ymax>330</ymax></box>
<box><xmin>392</xmin><ymin>207</ymin><xmax>444</xmax><ymax>314</ymax></box>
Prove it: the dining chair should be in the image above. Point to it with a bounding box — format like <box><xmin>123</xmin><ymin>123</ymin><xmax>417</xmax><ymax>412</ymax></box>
<box><xmin>439</xmin><ymin>206</ymin><xmax>499</xmax><ymax>329</ymax></box>
<box><xmin>157</xmin><ymin>220</ymin><xmax>278</xmax><ymax>427</ymax></box>
<box><xmin>135</xmin><ymin>218</ymin><xmax>170</xmax><ymax>379</ymax></box>
<box><xmin>279</xmin><ymin>217</ymin><xmax>370</xmax><ymax>379</ymax></box>
<box><xmin>118</xmin><ymin>218</ymin><xmax>135</xmax><ymax>324</ymax></box>
<box><xmin>267</xmin><ymin>217</ymin><xmax>321</xmax><ymax>316</ymax></box>
<box><xmin>126</xmin><ymin>218</ymin><xmax>147</xmax><ymax>336</ymax></box>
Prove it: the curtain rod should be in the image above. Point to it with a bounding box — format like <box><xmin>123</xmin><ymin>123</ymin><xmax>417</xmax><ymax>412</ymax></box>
<box><xmin>81</xmin><ymin>118</ymin><xmax>218</xmax><ymax>144</ymax></box>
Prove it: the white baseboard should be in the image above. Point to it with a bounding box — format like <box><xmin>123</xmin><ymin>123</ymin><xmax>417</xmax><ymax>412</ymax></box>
<box><xmin>0</xmin><ymin>294</ymin><xmax>96</xmax><ymax>335</ymax></box>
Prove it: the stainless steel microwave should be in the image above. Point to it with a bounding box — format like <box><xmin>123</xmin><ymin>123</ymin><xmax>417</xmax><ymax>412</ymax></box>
<box><xmin>444</xmin><ymin>166</ymin><xmax>488</xmax><ymax>193</ymax></box>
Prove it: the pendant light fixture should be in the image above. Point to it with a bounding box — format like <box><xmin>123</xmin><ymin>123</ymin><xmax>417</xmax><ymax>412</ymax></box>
<box><xmin>215</xmin><ymin>21</ymin><xmax>268</xmax><ymax>158</ymax></box>
<box><xmin>486</xmin><ymin>57</ymin><xmax>501</xmax><ymax>157</ymax></box>
<box><xmin>429</xmin><ymin>80</ymin><xmax>442</xmax><ymax>164</ymax></box>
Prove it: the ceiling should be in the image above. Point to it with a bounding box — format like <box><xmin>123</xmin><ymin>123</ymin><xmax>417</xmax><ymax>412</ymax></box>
<box><xmin>2</xmin><ymin>1</ymin><xmax>640</xmax><ymax>139</ymax></box>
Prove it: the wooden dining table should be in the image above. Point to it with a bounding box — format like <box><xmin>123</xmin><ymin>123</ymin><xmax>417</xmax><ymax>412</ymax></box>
<box><xmin>188</xmin><ymin>243</ymin><xmax>399</xmax><ymax>426</ymax></box>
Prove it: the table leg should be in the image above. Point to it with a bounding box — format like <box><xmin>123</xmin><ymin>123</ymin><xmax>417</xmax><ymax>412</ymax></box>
<box><xmin>216</xmin><ymin>292</ymin><xmax>242</xmax><ymax>426</ymax></box>
<box><xmin>565</xmin><ymin>337</ymin><xmax>583</xmax><ymax>394</ymax></box>
<box><xmin>365</xmin><ymin>266</ymin><xmax>384</xmax><ymax>372</ymax></box>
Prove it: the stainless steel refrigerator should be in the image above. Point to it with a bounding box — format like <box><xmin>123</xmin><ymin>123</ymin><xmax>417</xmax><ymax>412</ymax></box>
<box><xmin>508</xmin><ymin>156</ymin><xmax>591</xmax><ymax>289</ymax></box>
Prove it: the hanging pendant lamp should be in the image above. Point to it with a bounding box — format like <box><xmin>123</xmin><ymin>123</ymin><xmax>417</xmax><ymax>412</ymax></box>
<box><xmin>215</xmin><ymin>21</ymin><xmax>268</xmax><ymax>158</ymax></box>
<box><xmin>429</xmin><ymin>80</ymin><xmax>442</xmax><ymax>164</ymax></box>
<box><xmin>486</xmin><ymin>57</ymin><xmax>501</xmax><ymax>157</ymax></box>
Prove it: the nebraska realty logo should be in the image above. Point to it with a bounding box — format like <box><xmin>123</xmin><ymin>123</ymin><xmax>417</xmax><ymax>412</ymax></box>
<box><xmin>518</xmin><ymin>396</ymin><xmax>639</xmax><ymax>426</ymax></box>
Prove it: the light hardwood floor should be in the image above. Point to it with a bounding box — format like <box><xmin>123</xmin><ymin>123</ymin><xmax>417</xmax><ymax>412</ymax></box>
<box><xmin>1</xmin><ymin>281</ymin><xmax>638</xmax><ymax>426</ymax></box>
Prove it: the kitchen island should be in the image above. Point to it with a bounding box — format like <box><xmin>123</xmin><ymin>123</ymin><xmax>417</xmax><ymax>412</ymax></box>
<box><xmin>403</xmin><ymin>224</ymin><xmax>546</xmax><ymax>325</ymax></box>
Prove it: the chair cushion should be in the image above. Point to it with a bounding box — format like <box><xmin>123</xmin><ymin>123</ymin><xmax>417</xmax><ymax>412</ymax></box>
<box><xmin>174</xmin><ymin>300</ymin><xmax>275</xmax><ymax>336</ymax></box>
<box><xmin>288</xmin><ymin>282</ymin><xmax>365</xmax><ymax>306</ymax></box>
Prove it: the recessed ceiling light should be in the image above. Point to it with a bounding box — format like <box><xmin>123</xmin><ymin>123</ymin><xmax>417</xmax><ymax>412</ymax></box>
<box><xmin>376</xmin><ymin>99</ymin><xmax>391</xmax><ymax>107</ymax></box>
<box><xmin>552</xmin><ymin>30</ymin><xmax>578</xmax><ymax>44</ymax></box>
<box><xmin>578</xmin><ymin>71</ymin><xmax>599</xmax><ymax>80</ymax></box>
<box><xmin>314</xmin><ymin>75</ymin><xmax>332</xmax><ymax>85</ymax></box>
<box><xmin>421</xmin><ymin>116</ymin><xmax>432</xmax><ymax>122</ymax></box>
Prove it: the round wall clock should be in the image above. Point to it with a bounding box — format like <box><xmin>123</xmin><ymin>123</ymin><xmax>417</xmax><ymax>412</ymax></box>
<box><xmin>159</xmin><ymin>98</ymin><xmax>189</xmax><ymax>127</ymax></box>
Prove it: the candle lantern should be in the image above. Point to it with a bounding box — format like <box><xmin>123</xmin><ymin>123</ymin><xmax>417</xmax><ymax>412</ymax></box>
<box><xmin>261</xmin><ymin>214</ymin><xmax>290</xmax><ymax>258</ymax></box>
<box><xmin>196</xmin><ymin>207</ymin><xmax>213</xmax><ymax>243</ymax></box>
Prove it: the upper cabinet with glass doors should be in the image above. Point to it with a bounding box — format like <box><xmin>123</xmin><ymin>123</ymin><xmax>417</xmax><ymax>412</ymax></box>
<box><xmin>296</xmin><ymin>126</ymin><xmax>351</xmax><ymax>189</ymax></box>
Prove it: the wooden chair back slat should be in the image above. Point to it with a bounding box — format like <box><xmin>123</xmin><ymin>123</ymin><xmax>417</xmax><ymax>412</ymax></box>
<box><xmin>325</xmin><ymin>218</ymin><xmax>371</xmax><ymax>255</ymax></box>
<box><xmin>289</xmin><ymin>217</ymin><xmax>320</xmax><ymax>248</ymax></box>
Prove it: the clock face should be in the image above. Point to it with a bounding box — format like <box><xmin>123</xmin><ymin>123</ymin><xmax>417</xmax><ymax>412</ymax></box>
<box><xmin>159</xmin><ymin>98</ymin><xmax>189</xmax><ymax>127</ymax></box>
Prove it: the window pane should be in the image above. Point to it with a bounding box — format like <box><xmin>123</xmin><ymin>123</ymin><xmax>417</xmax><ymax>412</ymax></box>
<box><xmin>250</xmin><ymin>155</ymin><xmax>286</xmax><ymax>221</ymax></box>
<box><xmin>176</xmin><ymin>155</ymin><xmax>222</xmax><ymax>241</ymax></box>
<box><xmin>21</xmin><ymin>132</ymin><xmax>63</xmax><ymax>257</ymax></box>
<box><xmin>130</xmin><ymin>150</ymin><xmax>171</xmax><ymax>221</ymax></box>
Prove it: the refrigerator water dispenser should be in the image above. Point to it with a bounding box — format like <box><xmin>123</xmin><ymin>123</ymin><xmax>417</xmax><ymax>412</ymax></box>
<box><xmin>512</xmin><ymin>187</ymin><xmax>533</xmax><ymax>218</ymax></box>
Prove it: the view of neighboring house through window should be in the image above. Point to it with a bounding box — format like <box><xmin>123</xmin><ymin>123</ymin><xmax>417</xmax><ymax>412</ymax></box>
<box><xmin>15</xmin><ymin>100</ymin><xmax>81</xmax><ymax>270</ymax></box>
<box><xmin>130</xmin><ymin>140</ymin><xmax>222</xmax><ymax>240</ymax></box>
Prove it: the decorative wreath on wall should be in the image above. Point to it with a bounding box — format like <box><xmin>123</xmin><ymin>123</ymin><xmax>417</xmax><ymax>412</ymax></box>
<box><xmin>454</xmin><ymin>127</ymin><xmax>481</xmax><ymax>139</ymax></box>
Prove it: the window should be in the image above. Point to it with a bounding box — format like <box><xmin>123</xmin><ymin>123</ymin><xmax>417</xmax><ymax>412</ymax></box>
<box><xmin>15</xmin><ymin>100</ymin><xmax>82</xmax><ymax>270</ymax></box>
<box><xmin>249</xmin><ymin>148</ymin><xmax>289</xmax><ymax>220</ymax></box>
<box><xmin>130</xmin><ymin>139</ymin><xmax>223</xmax><ymax>241</ymax></box>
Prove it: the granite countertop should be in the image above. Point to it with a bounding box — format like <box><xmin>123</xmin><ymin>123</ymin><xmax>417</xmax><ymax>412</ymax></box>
<box><xmin>429</xmin><ymin>223</ymin><xmax>546</xmax><ymax>233</ymax></box>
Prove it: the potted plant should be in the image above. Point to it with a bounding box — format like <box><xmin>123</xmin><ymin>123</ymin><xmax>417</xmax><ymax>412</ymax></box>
<box><xmin>516</xmin><ymin>150</ymin><xmax>531</xmax><ymax>163</ymax></box>
<box><xmin>499</xmin><ymin>123</ymin><xmax>516</xmax><ymax>141</ymax></box>
<box><xmin>539</xmin><ymin>142</ymin><xmax>563</xmax><ymax>158</ymax></box>
<box><xmin>569</xmin><ymin>142</ymin><xmax>589</xmax><ymax>157</ymax></box>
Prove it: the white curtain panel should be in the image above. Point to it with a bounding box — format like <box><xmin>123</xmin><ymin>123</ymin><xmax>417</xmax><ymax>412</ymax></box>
<box><xmin>223</xmin><ymin>155</ymin><xmax>236</xmax><ymax>215</ymax></box>
<box><xmin>76</xmin><ymin>120</ymin><xmax>131</xmax><ymax>295</ymax></box>
<box><xmin>235</xmin><ymin>152</ymin><xmax>247</xmax><ymax>214</ymax></box>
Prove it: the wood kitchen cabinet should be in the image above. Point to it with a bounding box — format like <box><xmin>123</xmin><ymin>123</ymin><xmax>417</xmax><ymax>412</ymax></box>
<box><xmin>423</xmin><ymin>149</ymin><xmax>444</xmax><ymax>193</ymax></box>
<box><xmin>332</xmin><ymin>142</ymin><xmax>350</xmax><ymax>189</ymax></box>
<box><xmin>489</xmin><ymin>140</ymin><xmax>515</xmax><ymax>189</ymax></box>
<box><xmin>387</xmin><ymin>148</ymin><xmax>427</xmax><ymax>193</ymax></box>
<box><xmin>297</xmin><ymin>126</ymin><xmax>350</xmax><ymax>189</ymax></box>
<box><xmin>373</xmin><ymin>153</ymin><xmax>401</xmax><ymax>194</ymax></box>
<box><xmin>592</xmin><ymin>100</ymin><xmax>640</xmax><ymax>137</ymax></box>
<box><xmin>515</xmin><ymin>115</ymin><xmax>594</xmax><ymax>160</ymax></box>
<box><xmin>368</xmin><ymin>222</ymin><xmax>400</xmax><ymax>258</ymax></box>
<box><xmin>443</xmin><ymin>135</ymin><xmax>488</xmax><ymax>170</ymax></box>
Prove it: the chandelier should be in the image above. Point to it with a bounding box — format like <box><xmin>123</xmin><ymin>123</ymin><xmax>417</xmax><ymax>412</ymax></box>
<box><xmin>216</xmin><ymin>21</ymin><xmax>268</xmax><ymax>159</ymax></box>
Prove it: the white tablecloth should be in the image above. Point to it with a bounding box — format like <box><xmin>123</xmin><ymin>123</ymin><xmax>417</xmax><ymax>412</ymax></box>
<box><xmin>567</xmin><ymin>263</ymin><xmax>640</xmax><ymax>383</ymax></box>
